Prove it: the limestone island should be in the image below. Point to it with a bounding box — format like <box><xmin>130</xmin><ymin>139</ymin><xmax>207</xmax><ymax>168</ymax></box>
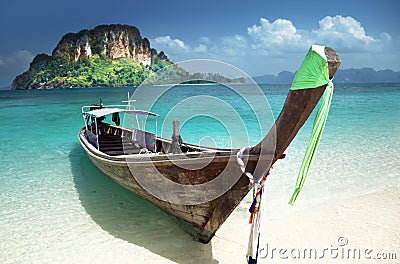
<box><xmin>12</xmin><ymin>24</ymin><xmax>244</xmax><ymax>90</ymax></box>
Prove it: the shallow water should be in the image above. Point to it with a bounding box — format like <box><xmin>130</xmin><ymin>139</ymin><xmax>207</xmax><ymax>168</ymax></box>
<box><xmin>0</xmin><ymin>83</ymin><xmax>399</xmax><ymax>262</ymax></box>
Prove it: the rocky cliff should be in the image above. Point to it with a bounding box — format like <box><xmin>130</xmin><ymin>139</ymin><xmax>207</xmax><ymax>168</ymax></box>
<box><xmin>52</xmin><ymin>24</ymin><xmax>163</xmax><ymax>65</ymax></box>
<box><xmin>12</xmin><ymin>24</ymin><xmax>169</xmax><ymax>90</ymax></box>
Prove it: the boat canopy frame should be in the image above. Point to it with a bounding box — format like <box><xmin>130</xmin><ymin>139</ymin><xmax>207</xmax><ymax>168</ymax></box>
<box><xmin>81</xmin><ymin>102</ymin><xmax>160</xmax><ymax>151</ymax></box>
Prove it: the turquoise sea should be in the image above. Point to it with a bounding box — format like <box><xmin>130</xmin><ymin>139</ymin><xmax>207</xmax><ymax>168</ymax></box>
<box><xmin>1</xmin><ymin>83</ymin><xmax>399</xmax><ymax>262</ymax></box>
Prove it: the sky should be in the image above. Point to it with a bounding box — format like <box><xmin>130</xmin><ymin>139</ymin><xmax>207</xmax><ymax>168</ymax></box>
<box><xmin>0</xmin><ymin>0</ymin><xmax>399</xmax><ymax>88</ymax></box>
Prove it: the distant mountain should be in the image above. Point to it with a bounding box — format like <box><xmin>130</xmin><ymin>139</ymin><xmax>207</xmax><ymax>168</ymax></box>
<box><xmin>334</xmin><ymin>68</ymin><xmax>400</xmax><ymax>83</ymax></box>
<box><xmin>253</xmin><ymin>68</ymin><xmax>400</xmax><ymax>84</ymax></box>
<box><xmin>252</xmin><ymin>71</ymin><xmax>295</xmax><ymax>84</ymax></box>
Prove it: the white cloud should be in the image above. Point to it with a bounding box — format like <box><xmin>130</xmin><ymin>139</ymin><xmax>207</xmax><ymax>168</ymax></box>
<box><xmin>150</xmin><ymin>15</ymin><xmax>397</xmax><ymax>75</ymax></box>
<box><xmin>247</xmin><ymin>18</ymin><xmax>307</xmax><ymax>50</ymax></box>
<box><xmin>194</xmin><ymin>44</ymin><xmax>207</xmax><ymax>53</ymax></box>
<box><xmin>244</xmin><ymin>15</ymin><xmax>384</xmax><ymax>53</ymax></box>
<box><xmin>312</xmin><ymin>15</ymin><xmax>376</xmax><ymax>51</ymax></box>
<box><xmin>220</xmin><ymin>35</ymin><xmax>248</xmax><ymax>57</ymax></box>
<box><xmin>151</xmin><ymin>35</ymin><xmax>214</xmax><ymax>61</ymax></box>
<box><xmin>317</xmin><ymin>16</ymin><xmax>374</xmax><ymax>41</ymax></box>
<box><xmin>152</xmin><ymin>36</ymin><xmax>189</xmax><ymax>53</ymax></box>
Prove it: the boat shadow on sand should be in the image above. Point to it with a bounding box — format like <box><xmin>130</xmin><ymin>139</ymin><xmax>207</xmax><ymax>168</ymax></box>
<box><xmin>69</xmin><ymin>145</ymin><xmax>218</xmax><ymax>263</ymax></box>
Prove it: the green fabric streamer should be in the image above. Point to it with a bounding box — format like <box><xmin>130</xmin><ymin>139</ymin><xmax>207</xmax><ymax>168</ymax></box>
<box><xmin>288</xmin><ymin>45</ymin><xmax>334</xmax><ymax>205</ymax></box>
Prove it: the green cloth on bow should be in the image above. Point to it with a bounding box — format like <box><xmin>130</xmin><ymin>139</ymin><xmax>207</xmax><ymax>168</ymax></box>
<box><xmin>288</xmin><ymin>45</ymin><xmax>334</xmax><ymax>205</ymax></box>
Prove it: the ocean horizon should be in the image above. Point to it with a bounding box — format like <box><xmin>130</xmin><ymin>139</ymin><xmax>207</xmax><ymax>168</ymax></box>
<box><xmin>1</xmin><ymin>83</ymin><xmax>399</xmax><ymax>262</ymax></box>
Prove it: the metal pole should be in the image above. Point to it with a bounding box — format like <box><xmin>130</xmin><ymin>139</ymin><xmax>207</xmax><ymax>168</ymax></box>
<box><xmin>155</xmin><ymin>117</ymin><xmax>158</xmax><ymax>137</ymax></box>
<box><xmin>83</xmin><ymin>115</ymin><xmax>88</xmax><ymax>131</ymax></box>
<box><xmin>95</xmin><ymin>117</ymin><xmax>99</xmax><ymax>150</ymax></box>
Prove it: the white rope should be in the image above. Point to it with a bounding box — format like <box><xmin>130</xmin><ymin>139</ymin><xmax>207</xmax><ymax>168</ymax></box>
<box><xmin>237</xmin><ymin>146</ymin><xmax>255</xmax><ymax>183</ymax></box>
<box><xmin>236</xmin><ymin>146</ymin><xmax>270</xmax><ymax>263</ymax></box>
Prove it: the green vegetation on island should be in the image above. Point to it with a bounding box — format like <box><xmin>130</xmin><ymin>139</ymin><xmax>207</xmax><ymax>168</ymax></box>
<box><xmin>13</xmin><ymin>54</ymin><xmax>172</xmax><ymax>89</ymax></box>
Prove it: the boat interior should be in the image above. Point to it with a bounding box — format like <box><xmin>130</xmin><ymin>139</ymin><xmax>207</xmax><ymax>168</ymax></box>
<box><xmin>85</xmin><ymin>122</ymin><xmax>223</xmax><ymax>156</ymax></box>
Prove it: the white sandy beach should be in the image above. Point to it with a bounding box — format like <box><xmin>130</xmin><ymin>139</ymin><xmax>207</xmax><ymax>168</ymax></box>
<box><xmin>50</xmin><ymin>188</ymin><xmax>398</xmax><ymax>264</ymax></box>
<box><xmin>211</xmin><ymin>188</ymin><xmax>400</xmax><ymax>264</ymax></box>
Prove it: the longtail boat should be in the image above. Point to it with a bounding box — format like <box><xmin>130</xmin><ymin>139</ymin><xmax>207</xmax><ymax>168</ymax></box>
<box><xmin>78</xmin><ymin>45</ymin><xmax>340</xmax><ymax>243</ymax></box>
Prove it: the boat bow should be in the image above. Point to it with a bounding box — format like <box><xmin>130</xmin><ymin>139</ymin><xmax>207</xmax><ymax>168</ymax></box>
<box><xmin>249</xmin><ymin>46</ymin><xmax>341</xmax><ymax>177</ymax></box>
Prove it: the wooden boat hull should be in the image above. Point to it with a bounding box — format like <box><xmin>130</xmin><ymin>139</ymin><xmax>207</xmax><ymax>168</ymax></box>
<box><xmin>79</xmin><ymin>129</ymin><xmax>270</xmax><ymax>243</ymax></box>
